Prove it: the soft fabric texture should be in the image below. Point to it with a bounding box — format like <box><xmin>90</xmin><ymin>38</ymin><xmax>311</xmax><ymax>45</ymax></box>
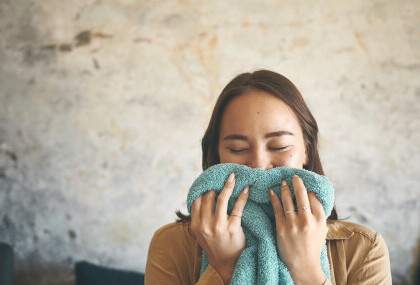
<box><xmin>186</xmin><ymin>163</ymin><xmax>335</xmax><ymax>285</ymax></box>
<box><xmin>75</xmin><ymin>261</ymin><xmax>145</xmax><ymax>285</ymax></box>
<box><xmin>0</xmin><ymin>243</ymin><xmax>14</xmax><ymax>285</ymax></box>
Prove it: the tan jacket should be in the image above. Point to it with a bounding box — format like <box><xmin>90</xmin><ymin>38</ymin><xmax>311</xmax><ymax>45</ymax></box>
<box><xmin>145</xmin><ymin>220</ymin><xmax>391</xmax><ymax>285</ymax></box>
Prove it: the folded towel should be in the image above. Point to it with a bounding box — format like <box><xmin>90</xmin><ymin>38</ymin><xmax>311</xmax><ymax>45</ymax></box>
<box><xmin>187</xmin><ymin>163</ymin><xmax>334</xmax><ymax>285</ymax></box>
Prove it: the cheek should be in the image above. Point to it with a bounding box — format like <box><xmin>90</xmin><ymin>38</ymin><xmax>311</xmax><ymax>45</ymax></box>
<box><xmin>273</xmin><ymin>153</ymin><xmax>305</xmax><ymax>168</ymax></box>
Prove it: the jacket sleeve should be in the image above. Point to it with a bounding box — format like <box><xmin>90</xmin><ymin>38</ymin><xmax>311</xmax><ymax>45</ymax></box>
<box><xmin>145</xmin><ymin>226</ymin><xmax>225</xmax><ymax>285</ymax></box>
<box><xmin>196</xmin><ymin>265</ymin><xmax>225</xmax><ymax>285</ymax></box>
<box><xmin>144</xmin><ymin>230</ymin><xmax>179</xmax><ymax>284</ymax></box>
<box><xmin>347</xmin><ymin>232</ymin><xmax>392</xmax><ymax>284</ymax></box>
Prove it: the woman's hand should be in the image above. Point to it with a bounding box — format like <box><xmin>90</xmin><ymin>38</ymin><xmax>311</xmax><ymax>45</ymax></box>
<box><xmin>269</xmin><ymin>175</ymin><xmax>328</xmax><ymax>285</ymax></box>
<box><xmin>190</xmin><ymin>173</ymin><xmax>249</xmax><ymax>284</ymax></box>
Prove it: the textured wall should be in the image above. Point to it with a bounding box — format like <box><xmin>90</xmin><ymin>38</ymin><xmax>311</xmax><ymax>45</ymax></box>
<box><xmin>0</xmin><ymin>0</ymin><xmax>419</xmax><ymax>284</ymax></box>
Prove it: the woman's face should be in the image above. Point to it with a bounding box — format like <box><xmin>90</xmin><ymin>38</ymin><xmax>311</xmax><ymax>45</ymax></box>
<box><xmin>218</xmin><ymin>90</ymin><xmax>308</xmax><ymax>170</ymax></box>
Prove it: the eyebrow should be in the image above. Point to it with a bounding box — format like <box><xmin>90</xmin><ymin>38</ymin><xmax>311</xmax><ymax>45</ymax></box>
<box><xmin>222</xmin><ymin>130</ymin><xmax>294</xmax><ymax>141</ymax></box>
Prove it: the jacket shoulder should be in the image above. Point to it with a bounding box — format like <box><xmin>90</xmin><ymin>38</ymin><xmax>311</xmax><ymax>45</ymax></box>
<box><xmin>146</xmin><ymin>222</ymin><xmax>200</xmax><ymax>284</ymax></box>
<box><xmin>152</xmin><ymin>221</ymin><xmax>194</xmax><ymax>246</ymax></box>
<box><xmin>154</xmin><ymin>221</ymin><xmax>189</xmax><ymax>237</ymax></box>
<box><xmin>328</xmin><ymin>220</ymin><xmax>379</xmax><ymax>243</ymax></box>
<box><xmin>327</xmin><ymin>221</ymin><xmax>391</xmax><ymax>283</ymax></box>
<box><xmin>147</xmin><ymin>221</ymin><xmax>197</xmax><ymax>271</ymax></box>
<box><xmin>327</xmin><ymin>220</ymin><xmax>389</xmax><ymax>264</ymax></box>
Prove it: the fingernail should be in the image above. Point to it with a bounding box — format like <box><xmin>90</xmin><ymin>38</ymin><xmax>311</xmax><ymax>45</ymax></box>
<box><xmin>281</xmin><ymin>180</ymin><xmax>287</xmax><ymax>186</ymax></box>
<box><xmin>243</xmin><ymin>186</ymin><xmax>249</xmax><ymax>194</ymax></box>
<box><xmin>269</xmin><ymin>188</ymin><xmax>274</xmax><ymax>196</ymax></box>
<box><xmin>228</xmin><ymin>173</ymin><xmax>235</xmax><ymax>182</ymax></box>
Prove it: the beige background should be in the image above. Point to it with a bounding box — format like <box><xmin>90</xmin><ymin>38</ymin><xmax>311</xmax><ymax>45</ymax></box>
<box><xmin>0</xmin><ymin>0</ymin><xmax>419</xmax><ymax>284</ymax></box>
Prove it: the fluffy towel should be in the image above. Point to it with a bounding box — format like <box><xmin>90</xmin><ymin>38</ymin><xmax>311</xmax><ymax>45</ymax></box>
<box><xmin>187</xmin><ymin>163</ymin><xmax>334</xmax><ymax>285</ymax></box>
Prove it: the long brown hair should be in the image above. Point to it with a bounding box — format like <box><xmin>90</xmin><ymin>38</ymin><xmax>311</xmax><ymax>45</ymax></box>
<box><xmin>176</xmin><ymin>70</ymin><xmax>338</xmax><ymax>222</ymax></box>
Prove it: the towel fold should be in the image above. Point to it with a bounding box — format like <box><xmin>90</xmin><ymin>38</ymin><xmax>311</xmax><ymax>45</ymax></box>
<box><xmin>187</xmin><ymin>163</ymin><xmax>334</xmax><ymax>285</ymax></box>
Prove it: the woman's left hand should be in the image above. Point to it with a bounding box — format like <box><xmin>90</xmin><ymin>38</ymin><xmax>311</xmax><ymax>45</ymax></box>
<box><xmin>269</xmin><ymin>175</ymin><xmax>328</xmax><ymax>285</ymax></box>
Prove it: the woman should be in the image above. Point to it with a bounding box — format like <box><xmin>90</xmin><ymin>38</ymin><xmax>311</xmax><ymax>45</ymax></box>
<box><xmin>145</xmin><ymin>70</ymin><xmax>392</xmax><ymax>284</ymax></box>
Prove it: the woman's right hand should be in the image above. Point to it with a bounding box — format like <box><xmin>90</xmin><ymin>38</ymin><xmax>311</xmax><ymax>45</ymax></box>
<box><xmin>190</xmin><ymin>173</ymin><xmax>250</xmax><ymax>284</ymax></box>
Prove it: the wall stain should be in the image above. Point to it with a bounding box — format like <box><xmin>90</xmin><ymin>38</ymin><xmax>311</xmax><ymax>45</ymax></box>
<box><xmin>92</xmin><ymin>32</ymin><xmax>113</xmax><ymax>39</ymax></box>
<box><xmin>59</xmin><ymin>43</ymin><xmax>72</xmax><ymax>52</ymax></box>
<box><xmin>23</xmin><ymin>45</ymin><xmax>53</xmax><ymax>65</ymax></box>
<box><xmin>68</xmin><ymin>230</ymin><xmax>76</xmax><ymax>240</ymax></box>
<box><xmin>41</xmin><ymin>44</ymin><xmax>56</xmax><ymax>51</ymax></box>
<box><xmin>209</xmin><ymin>35</ymin><xmax>218</xmax><ymax>50</ymax></box>
<box><xmin>93</xmin><ymin>58</ymin><xmax>100</xmax><ymax>70</ymax></box>
<box><xmin>380</xmin><ymin>60</ymin><xmax>420</xmax><ymax>71</ymax></box>
<box><xmin>5</xmin><ymin>151</ymin><xmax>17</xmax><ymax>162</ymax></box>
<box><xmin>289</xmin><ymin>36</ymin><xmax>309</xmax><ymax>50</ymax></box>
<box><xmin>133</xmin><ymin>37</ymin><xmax>152</xmax><ymax>43</ymax></box>
<box><xmin>334</xmin><ymin>46</ymin><xmax>356</xmax><ymax>53</ymax></box>
<box><xmin>163</xmin><ymin>14</ymin><xmax>182</xmax><ymax>26</ymax></box>
<box><xmin>74</xmin><ymin>30</ymin><xmax>91</xmax><ymax>47</ymax></box>
<box><xmin>354</xmin><ymin>31</ymin><xmax>369</xmax><ymax>52</ymax></box>
<box><xmin>40</xmin><ymin>30</ymin><xmax>113</xmax><ymax>55</ymax></box>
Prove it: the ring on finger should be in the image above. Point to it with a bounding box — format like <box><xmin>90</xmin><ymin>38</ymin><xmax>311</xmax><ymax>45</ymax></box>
<box><xmin>284</xmin><ymin>209</ymin><xmax>296</xmax><ymax>215</ymax></box>
<box><xmin>297</xmin><ymin>206</ymin><xmax>311</xmax><ymax>212</ymax></box>
<box><xmin>230</xmin><ymin>214</ymin><xmax>242</xmax><ymax>218</ymax></box>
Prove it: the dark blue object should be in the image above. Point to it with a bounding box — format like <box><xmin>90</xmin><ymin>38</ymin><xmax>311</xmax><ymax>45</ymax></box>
<box><xmin>0</xmin><ymin>242</ymin><xmax>14</xmax><ymax>285</ymax></box>
<box><xmin>75</xmin><ymin>261</ymin><xmax>144</xmax><ymax>285</ymax></box>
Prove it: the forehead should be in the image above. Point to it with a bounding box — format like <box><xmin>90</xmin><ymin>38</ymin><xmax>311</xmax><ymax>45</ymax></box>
<box><xmin>220</xmin><ymin>90</ymin><xmax>301</xmax><ymax>134</ymax></box>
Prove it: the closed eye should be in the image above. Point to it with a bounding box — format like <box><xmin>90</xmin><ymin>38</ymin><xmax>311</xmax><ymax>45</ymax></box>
<box><xmin>229</xmin><ymin>148</ymin><xmax>250</xmax><ymax>153</ymax></box>
<box><xmin>270</xmin><ymin>146</ymin><xmax>290</xmax><ymax>151</ymax></box>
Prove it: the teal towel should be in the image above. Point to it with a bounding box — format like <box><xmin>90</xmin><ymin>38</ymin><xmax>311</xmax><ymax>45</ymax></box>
<box><xmin>187</xmin><ymin>163</ymin><xmax>334</xmax><ymax>285</ymax></box>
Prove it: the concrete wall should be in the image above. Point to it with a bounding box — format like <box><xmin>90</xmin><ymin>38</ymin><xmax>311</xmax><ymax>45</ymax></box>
<box><xmin>1</xmin><ymin>0</ymin><xmax>419</xmax><ymax>284</ymax></box>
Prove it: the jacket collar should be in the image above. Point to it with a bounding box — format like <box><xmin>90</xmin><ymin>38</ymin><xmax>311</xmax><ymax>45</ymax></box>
<box><xmin>326</xmin><ymin>220</ymin><xmax>354</xmax><ymax>240</ymax></box>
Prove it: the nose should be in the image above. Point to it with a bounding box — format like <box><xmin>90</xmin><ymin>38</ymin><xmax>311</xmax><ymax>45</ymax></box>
<box><xmin>248</xmin><ymin>148</ymin><xmax>273</xmax><ymax>170</ymax></box>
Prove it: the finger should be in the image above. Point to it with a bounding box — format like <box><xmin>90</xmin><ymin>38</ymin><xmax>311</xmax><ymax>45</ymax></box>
<box><xmin>280</xmin><ymin>180</ymin><xmax>296</xmax><ymax>217</ymax></box>
<box><xmin>190</xmin><ymin>196</ymin><xmax>202</xmax><ymax>237</ymax></box>
<box><xmin>229</xmin><ymin>186</ymin><xmax>249</xmax><ymax>226</ymax></box>
<box><xmin>308</xmin><ymin>192</ymin><xmax>325</xmax><ymax>220</ymax></box>
<box><xmin>201</xmin><ymin>190</ymin><xmax>217</xmax><ymax>221</ymax></box>
<box><xmin>215</xmin><ymin>173</ymin><xmax>236</xmax><ymax>219</ymax></box>
<box><xmin>292</xmin><ymin>175</ymin><xmax>311</xmax><ymax>214</ymax></box>
<box><xmin>191</xmin><ymin>196</ymin><xmax>202</xmax><ymax>219</ymax></box>
<box><xmin>269</xmin><ymin>188</ymin><xmax>286</xmax><ymax>229</ymax></box>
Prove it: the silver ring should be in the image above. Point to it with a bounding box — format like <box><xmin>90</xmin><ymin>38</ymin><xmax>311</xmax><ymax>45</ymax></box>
<box><xmin>284</xmin><ymin>209</ymin><xmax>296</xmax><ymax>215</ymax></box>
<box><xmin>230</xmin><ymin>214</ymin><xmax>242</xmax><ymax>218</ymax></box>
<box><xmin>297</xmin><ymin>206</ymin><xmax>310</xmax><ymax>212</ymax></box>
